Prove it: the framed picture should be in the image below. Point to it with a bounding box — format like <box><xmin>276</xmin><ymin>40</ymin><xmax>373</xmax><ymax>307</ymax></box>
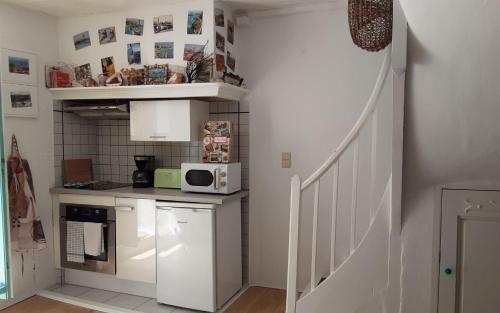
<box><xmin>1</xmin><ymin>49</ymin><xmax>38</xmax><ymax>86</ymax></box>
<box><xmin>215</xmin><ymin>8</ymin><xmax>225</xmax><ymax>27</ymax></box>
<box><xmin>73</xmin><ymin>31</ymin><xmax>91</xmax><ymax>50</ymax></box>
<box><xmin>183</xmin><ymin>44</ymin><xmax>204</xmax><ymax>61</ymax></box>
<box><xmin>216</xmin><ymin>32</ymin><xmax>225</xmax><ymax>52</ymax></box>
<box><xmin>227</xmin><ymin>20</ymin><xmax>235</xmax><ymax>44</ymax></box>
<box><xmin>226</xmin><ymin>51</ymin><xmax>236</xmax><ymax>71</ymax></box>
<box><xmin>155</xmin><ymin>42</ymin><xmax>174</xmax><ymax>59</ymax></box>
<box><xmin>154</xmin><ymin>15</ymin><xmax>173</xmax><ymax>33</ymax></box>
<box><xmin>98</xmin><ymin>26</ymin><xmax>117</xmax><ymax>45</ymax></box>
<box><xmin>144</xmin><ymin>64</ymin><xmax>169</xmax><ymax>85</ymax></box>
<box><xmin>125</xmin><ymin>18</ymin><xmax>144</xmax><ymax>36</ymax></box>
<box><xmin>187</xmin><ymin>10</ymin><xmax>203</xmax><ymax>34</ymax></box>
<box><xmin>2</xmin><ymin>83</ymin><xmax>38</xmax><ymax>118</ymax></box>
<box><xmin>127</xmin><ymin>43</ymin><xmax>141</xmax><ymax>65</ymax></box>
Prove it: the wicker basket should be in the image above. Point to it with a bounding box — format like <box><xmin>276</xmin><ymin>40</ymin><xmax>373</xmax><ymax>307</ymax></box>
<box><xmin>348</xmin><ymin>0</ymin><xmax>393</xmax><ymax>52</ymax></box>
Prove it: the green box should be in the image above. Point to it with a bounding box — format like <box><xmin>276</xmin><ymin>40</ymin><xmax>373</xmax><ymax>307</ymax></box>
<box><xmin>154</xmin><ymin>168</ymin><xmax>181</xmax><ymax>189</ymax></box>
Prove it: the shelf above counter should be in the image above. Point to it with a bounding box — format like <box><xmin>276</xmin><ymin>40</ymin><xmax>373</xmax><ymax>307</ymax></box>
<box><xmin>49</xmin><ymin>82</ymin><xmax>248</xmax><ymax>102</ymax></box>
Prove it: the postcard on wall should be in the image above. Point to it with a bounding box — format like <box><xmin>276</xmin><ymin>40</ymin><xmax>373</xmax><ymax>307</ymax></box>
<box><xmin>154</xmin><ymin>14</ymin><xmax>173</xmax><ymax>33</ymax></box>
<box><xmin>155</xmin><ymin>42</ymin><xmax>174</xmax><ymax>59</ymax></box>
<box><xmin>101</xmin><ymin>57</ymin><xmax>115</xmax><ymax>75</ymax></box>
<box><xmin>2</xmin><ymin>83</ymin><xmax>38</xmax><ymax>118</ymax></box>
<box><xmin>215</xmin><ymin>8</ymin><xmax>225</xmax><ymax>27</ymax></box>
<box><xmin>98</xmin><ymin>26</ymin><xmax>117</xmax><ymax>45</ymax></box>
<box><xmin>216</xmin><ymin>32</ymin><xmax>225</xmax><ymax>52</ymax></box>
<box><xmin>127</xmin><ymin>43</ymin><xmax>142</xmax><ymax>64</ymax></box>
<box><xmin>183</xmin><ymin>44</ymin><xmax>204</xmax><ymax>61</ymax></box>
<box><xmin>226</xmin><ymin>51</ymin><xmax>236</xmax><ymax>71</ymax></box>
<box><xmin>73</xmin><ymin>31</ymin><xmax>91</xmax><ymax>50</ymax></box>
<box><xmin>187</xmin><ymin>10</ymin><xmax>203</xmax><ymax>34</ymax></box>
<box><xmin>227</xmin><ymin>20</ymin><xmax>235</xmax><ymax>44</ymax></box>
<box><xmin>216</xmin><ymin>54</ymin><xmax>225</xmax><ymax>72</ymax></box>
<box><xmin>1</xmin><ymin>49</ymin><xmax>38</xmax><ymax>86</ymax></box>
<box><xmin>74</xmin><ymin>63</ymin><xmax>92</xmax><ymax>81</ymax></box>
<box><xmin>125</xmin><ymin>18</ymin><xmax>144</xmax><ymax>36</ymax></box>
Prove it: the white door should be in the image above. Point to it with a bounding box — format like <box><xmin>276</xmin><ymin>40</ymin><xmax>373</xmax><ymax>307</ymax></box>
<box><xmin>439</xmin><ymin>189</ymin><xmax>500</xmax><ymax>313</ymax></box>
<box><xmin>115</xmin><ymin>198</ymin><xmax>156</xmax><ymax>283</ymax></box>
<box><xmin>156</xmin><ymin>206</ymin><xmax>216</xmax><ymax>312</ymax></box>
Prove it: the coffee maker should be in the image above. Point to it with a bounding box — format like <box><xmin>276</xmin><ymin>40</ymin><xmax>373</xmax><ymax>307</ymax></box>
<box><xmin>132</xmin><ymin>155</ymin><xmax>155</xmax><ymax>188</ymax></box>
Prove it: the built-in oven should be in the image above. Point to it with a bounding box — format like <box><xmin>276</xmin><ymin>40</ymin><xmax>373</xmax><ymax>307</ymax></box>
<box><xmin>60</xmin><ymin>203</ymin><xmax>116</xmax><ymax>274</ymax></box>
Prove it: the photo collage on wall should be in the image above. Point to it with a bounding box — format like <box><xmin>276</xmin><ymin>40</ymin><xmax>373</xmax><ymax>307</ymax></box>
<box><xmin>68</xmin><ymin>9</ymin><xmax>206</xmax><ymax>85</ymax></box>
<box><xmin>214</xmin><ymin>7</ymin><xmax>236</xmax><ymax>74</ymax></box>
<box><xmin>1</xmin><ymin>49</ymin><xmax>39</xmax><ymax>118</ymax></box>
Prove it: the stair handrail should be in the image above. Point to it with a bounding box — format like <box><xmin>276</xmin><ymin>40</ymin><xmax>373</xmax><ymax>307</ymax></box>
<box><xmin>301</xmin><ymin>47</ymin><xmax>392</xmax><ymax>190</ymax></box>
<box><xmin>286</xmin><ymin>46</ymin><xmax>392</xmax><ymax>313</ymax></box>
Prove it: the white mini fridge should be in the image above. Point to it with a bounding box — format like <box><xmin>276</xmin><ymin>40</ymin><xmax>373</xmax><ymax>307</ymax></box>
<box><xmin>156</xmin><ymin>202</ymin><xmax>217</xmax><ymax>312</ymax></box>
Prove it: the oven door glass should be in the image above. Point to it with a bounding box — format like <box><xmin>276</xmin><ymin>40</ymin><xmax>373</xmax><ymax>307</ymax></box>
<box><xmin>185</xmin><ymin>170</ymin><xmax>214</xmax><ymax>187</ymax></box>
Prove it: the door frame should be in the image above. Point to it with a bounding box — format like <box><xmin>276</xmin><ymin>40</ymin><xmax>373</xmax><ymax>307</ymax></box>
<box><xmin>432</xmin><ymin>184</ymin><xmax>500</xmax><ymax>313</ymax></box>
<box><xmin>0</xmin><ymin>78</ymin><xmax>11</xmax><ymax>299</ymax></box>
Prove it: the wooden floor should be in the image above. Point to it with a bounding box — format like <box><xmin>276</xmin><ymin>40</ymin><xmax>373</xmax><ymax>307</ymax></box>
<box><xmin>0</xmin><ymin>287</ymin><xmax>285</xmax><ymax>313</ymax></box>
<box><xmin>225</xmin><ymin>287</ymin><xmax>285</xmax><ymax>313</ymax></box>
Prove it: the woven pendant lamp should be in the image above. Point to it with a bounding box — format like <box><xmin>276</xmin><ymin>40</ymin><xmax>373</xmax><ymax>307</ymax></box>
<box><xmin>348</xmin><ymin>0</ymin><xmax>393</xmax><ymax>52</ymax></box>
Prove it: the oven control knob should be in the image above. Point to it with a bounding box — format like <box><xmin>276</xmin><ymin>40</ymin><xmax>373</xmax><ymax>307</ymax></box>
<box><xmin>220</xmin><ymin>172</ymin><xmax>227</xmax><ymax>177</ymax></box>
<box><xmin>220</xmin><ymin>181</ymin><xmax>227</xmax><ymax>187</ymax></box>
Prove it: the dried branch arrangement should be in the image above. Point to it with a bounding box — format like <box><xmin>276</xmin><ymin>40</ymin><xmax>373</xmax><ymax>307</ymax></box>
<box><xmin>185</xmin><ymin>41</ymin><xmax>214</xmax><ymax>83</ymax></box>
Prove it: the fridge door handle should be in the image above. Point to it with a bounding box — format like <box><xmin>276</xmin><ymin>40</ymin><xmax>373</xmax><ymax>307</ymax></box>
<box><xmin>156</xmin><ymin>207</ymin><xmax>173</xmax><ymax>211</ymax></box>
<box><xmin>115</xmin><ymin>206</ymin><xmax>134</xmax><ymax>212</ymax></box>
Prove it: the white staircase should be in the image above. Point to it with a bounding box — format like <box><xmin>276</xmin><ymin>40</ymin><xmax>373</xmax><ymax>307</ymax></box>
<box><xmin>285</xmin><ymin>3</ymin><xmax>407</xmax><ymax>313</ymax></box>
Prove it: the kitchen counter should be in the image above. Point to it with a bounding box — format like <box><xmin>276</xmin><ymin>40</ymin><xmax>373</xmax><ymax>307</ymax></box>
<box><xmin>50</xmin><ymin>186</ymin><xmax>249</xmax><ymax>205</ymax></box>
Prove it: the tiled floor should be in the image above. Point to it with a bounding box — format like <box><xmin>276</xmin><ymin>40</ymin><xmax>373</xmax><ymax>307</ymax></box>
<box><xmin>48</xmin><ymin>284</ymin><xmax>201</xmax><ymax>313</ymax></box>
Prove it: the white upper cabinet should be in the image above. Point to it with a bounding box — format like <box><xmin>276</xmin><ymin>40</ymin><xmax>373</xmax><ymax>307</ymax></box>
<box><xmin>130</xmin><ymin>100</ymin><xmax>209</xmax><ymax>142</ymax></box>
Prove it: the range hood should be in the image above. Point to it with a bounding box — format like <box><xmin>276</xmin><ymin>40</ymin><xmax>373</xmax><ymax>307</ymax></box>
<box><xmin>63</xmin><ymin>100</ymin><xmax>129</xmax><ymax>119</ymax></box>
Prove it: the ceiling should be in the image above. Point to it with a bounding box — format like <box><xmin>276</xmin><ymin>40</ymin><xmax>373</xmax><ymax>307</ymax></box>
<box><xmin>0</xmin><ymin>0</ymin><xmax>339</xmax><ymax>17</ymax></box>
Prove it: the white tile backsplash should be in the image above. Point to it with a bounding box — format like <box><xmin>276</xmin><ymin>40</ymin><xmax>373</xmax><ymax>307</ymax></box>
<box><xmin>54</xmin><ymin>101</ymin><xmax>250</xmax><ymax>284</ymax></box>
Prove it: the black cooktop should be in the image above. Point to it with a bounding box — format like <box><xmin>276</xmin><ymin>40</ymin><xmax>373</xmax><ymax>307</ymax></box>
<box><xmin>64</xmin><ymin>181</ymin><xmax>130</xmax><ymax>190</ymax></box>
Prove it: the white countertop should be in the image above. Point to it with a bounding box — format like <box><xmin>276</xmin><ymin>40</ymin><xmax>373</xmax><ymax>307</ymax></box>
<box><xmin>50</xmin><ymin>186</ymin><xmax>249</xmax><ymax>205</ymax></box>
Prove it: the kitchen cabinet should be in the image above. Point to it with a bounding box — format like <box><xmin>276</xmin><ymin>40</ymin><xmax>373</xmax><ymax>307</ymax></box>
<box><xmin>115</xmin><ymin>198</ymin><xmax>156</xmax><ymax>283</ymax></box>
<box><xmin>130</xmin><ymin>100</ymin><xmax>209</xmax><ymax>142</ymax></box>
<box><xmin>156</xmin><ymin>200</ymin><xmax>242</xmax><ymax>312</ymax></box>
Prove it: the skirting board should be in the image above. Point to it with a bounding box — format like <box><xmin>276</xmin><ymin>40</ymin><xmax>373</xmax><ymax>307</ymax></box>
<box><xmin>38</xmin><ymin>285</ymin><xmax>250</xmax><ymax>313</ymax></box>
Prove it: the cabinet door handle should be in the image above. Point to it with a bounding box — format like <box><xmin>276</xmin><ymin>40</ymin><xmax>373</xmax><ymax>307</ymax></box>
<box><xmin>149</xmin><ymin>135</ymin><xmax>167</xmax><ymax>139</ymax></box>
<box><xmin>116</xmin><ymin>206</ymin><xmax>134</xmax><ymax>212</ymax></box>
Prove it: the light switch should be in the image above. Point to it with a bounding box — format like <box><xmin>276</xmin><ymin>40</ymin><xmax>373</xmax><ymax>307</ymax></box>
<box><xmin>282</xmin><ymin>152</ymin><xmax>291</xmax><ymax>168</ymax></box>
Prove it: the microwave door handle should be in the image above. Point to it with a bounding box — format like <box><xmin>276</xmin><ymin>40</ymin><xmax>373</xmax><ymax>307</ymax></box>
<box><xmin>214</xmin><ymin>168</ymin><xmax>220</xmax><ymax>190</ymax></box>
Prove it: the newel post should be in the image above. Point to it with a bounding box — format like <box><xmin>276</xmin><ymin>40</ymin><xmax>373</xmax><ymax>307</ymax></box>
<box><xmin>286</xmin><ymin>175</ymin><xmax>302</xmax><ymax>313</ymax></box>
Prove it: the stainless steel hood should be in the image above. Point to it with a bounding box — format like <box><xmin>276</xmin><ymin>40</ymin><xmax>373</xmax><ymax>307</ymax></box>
<box><xmin>63</xmin><ymin>100</ymin><xmax>129</xmax><ymax>119</ymax></box>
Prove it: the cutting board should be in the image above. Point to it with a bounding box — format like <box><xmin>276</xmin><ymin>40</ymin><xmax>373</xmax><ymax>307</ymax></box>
<box><xmin>63</xmin><ymin>159</ymin><xmax>93</xmax><ymax>183</ymax></box>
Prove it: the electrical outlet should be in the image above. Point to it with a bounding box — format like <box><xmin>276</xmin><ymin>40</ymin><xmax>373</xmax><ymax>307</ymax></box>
<box><xmin>282</xmin><ymin>152</ymin><xmax>291</xmax><ymax>168</ymax></box>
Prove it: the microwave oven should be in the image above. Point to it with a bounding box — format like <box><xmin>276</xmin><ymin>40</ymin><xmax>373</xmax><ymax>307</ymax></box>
<box><xmin>181</xmin><ymin>163</ymin><xmax>241</xmax><ymax>194</ymax></box>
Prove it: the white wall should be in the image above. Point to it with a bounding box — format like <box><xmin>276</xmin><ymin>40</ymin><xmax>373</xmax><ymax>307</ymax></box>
<box><xmin>57</xmin><ymin>0</ymin><xmax>215</xmax><ymax>79</ymax></box>
<box><xmin>399</xmin><ymin>0</ymin><xmax>500</xmax><ymax>311</ymax></box>
<box><xmin>0</xmin><ymin>3</ymin><xmax>58</xmax><ymax>308</ymax></box>
<box><xmin>240</xmin><ymin>7</ymin><xmax>390</xmax><ymax>289</ymax></box>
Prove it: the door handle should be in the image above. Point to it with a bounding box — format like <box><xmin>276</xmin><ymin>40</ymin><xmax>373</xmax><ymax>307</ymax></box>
<box><xmin>115</xmin><ymin>206</ymin><xmax>134</xmax><ymax>212</ymax></box>
<box><xmin>444</xmin><ymin>268</ymin><xmax>453</xmax><ymax>275</ymax></box>
<box><xmin>214</xmin><ymin>169</ymin><xmax>220</xmax><ymax>189</ymax></box>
